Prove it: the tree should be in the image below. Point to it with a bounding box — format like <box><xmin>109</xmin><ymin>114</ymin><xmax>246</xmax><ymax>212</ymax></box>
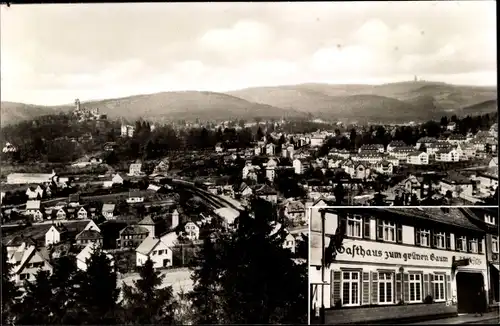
<box><xmin>334</xmin><ymin>182</ymin><xmax>346</xmax><ymax>205</ymax></box>
<box><xmin>121</xmin><ymin>258</ymin><xmax>176</xmax><ymax>325</ymax></box>
<box><xmin>14</xmin><ymin>270</ymin><xmax>53</xmax><ymax>325</ymax></box>
<box><xmin>256</xmin><ymin>127</ymin><xmax>264</xmax><ymax>141</ymax></box>
<box><xmin>189</xmin><ymin>199</ymin><xmax>307</xmax><ymax>324</ymax></box>
<box><xmin>49</xmin><ymin>256</ymin><xmax>82</xmax><ymax>324</ymax></box>
<box><xmin>1</xmin><ymin>245</ymin><xmax>20</xmax><ymax>325</ymax></box>
<box><xmin>188</xmin><ymin>237</ymin><xmax>224</xmax><ymax>324</ymax></box>
<box><xmin>74</xmin><ymin>247</ymin><xmax>120</xmax><ymax>324</ymax></box>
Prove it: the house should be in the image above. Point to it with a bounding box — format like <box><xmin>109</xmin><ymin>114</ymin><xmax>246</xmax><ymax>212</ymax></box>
<box><xmin>32</xmin><ymin>209</ymin><xmax>44</xmax><ymax>222</ymax></box>
<box><xmin>266</xmin><ymin>165</ymin><xmax>276</xmax><ymax>181</ymax></box>
<box><xmin>387</xmin><ymin>141</ymin><xmax>407</xmax><ymax>152</ymax></box>
<box><xmin>447</xmin><ymin>134</ymin><xmax>467</xmax><ymax>145</ymax></box>
<box><xmin>215</xmin><ymin>143</ymin><xmax>224</xmax><ymax>153</ymax></box>
<box><xmin>77</xmin><ymin>207</ymin><xmax>88</xmax><ymax>219</ymax></box>
<box><xmin>55</xmin><ymin>207</ymin><xmax>67</xmax><ymax>220</ymax></box>
<box><xmin>310</xmin><ymin>207</ymin><xmax>487</xmax><ymax>321</ymax></box>
<box><xmin>447</xmin><ymin>121</ymin><xmax>457</xmax><ymax>131</ymax></box>
<box><xmin>183</xmin><ymin>222</ymin><xmax>201</xmax><ymax>241</ymax></box>
<box><xmin>170</xmin><ymin>209</ymin><xmax>180</xmax><ymax>230</ymax></box>
<box><xmin>116</xmin><ymin>225</ymin><xmax>150</xmax><ymax>249</ymax></box>
<box><xmin>255</xmin><ymin>184</ymin><xmax>278</xmax><ymax>204</ymax></box>
<box><xmin>126</xmin><ymin>190</ymin><xmax>145</xmax><ymax>204</ymax></box>
<box><xmin>238</xmin><ymin>182</ymin><xmax>253</xmax><ymax>197</ymax></box>
<box><xmin>9</xmin><ymin>245</ymin><xmax>52</xmax><ymax>286</ymax></box>
<box><xmin>439</xmin><ymin>174</ymin><xmax>474</xmax><ymax>198</ymax></box>
<box><xmin>293</xmin><ymin>158</ymin><xmax>310</xmax><ymax>175</ymax></box>
<box><xmin>3</xmin><ymin>142</ymin><xmax>17</xmax><ymax>153</ymax></box>
<box><xmin>473</xmin><ymin>167</ymin><xmax>498</xmax><ymax>196</ymax></box>
<box><xmin>136</xmin><ymin>235</ymin><xmax>175</xmax><ymax>269</ymax></box>
<box><xmin>89</xmin><ymin>157</ymin><xmax>103</xmax><ymax>164</ymax></box>
<box><xmin>285</xmin><ymin>201</ymin><xmax>306</xmax><ymax>224</ymax></box>
<box><xmin>128</xmin><ymin>163</ymin><xmax>143</xmax><ymax>176</ymax></box>
<box><xmin>75</xmin><ymin>229</ymin><xmax>103</xmax><ymax>246</ymax></box>
<box><xmin>26</xmin><ymin>186</ymin><xmax>43</xmax><ymax>199</ymax></box>
<box><xmin>374</xmin><ymin>160</ymin><xmax>394</xmax><ymax>175</ymax></box>
<box><xmin>68</xmin><ymin>193</ymin><xmax>80</xmax><ymax>207</ymax></box>
<box><xmin>103</xmin><ymin>142</ymin><xmax>118</xmax><ymax>151</ymax></box>
<box><xmin>112</xmin><ymin>173</ymin><xmax>124</xmax><ymax>185</ymax></box>
<box><xmin>389</xmin><ymin>147</ymin><xmax>415</xmax><ymax>161</ymax></box>
<box><xmin>264</xmin><ymin>143</ymin><xmax>275</xmax><ymax>156</ymax></box>
<box><xmin>138</xmin><ymin>215</ymin><xmax>165</xmax><ymax>238</ymax></box>
<box><xmin>283</xmin><ymin>233</ymin><xmax>296</xmax><ymax>253</ymax></box>
<box><xmin>45</xmin><ymin>223</ymin><xmax>68</xmax><ymax>247</ymax></box>
<box><xmin>435</xmin><ymin>148</ymin><xmax>460</xmax><ymax>162</ymax></box>
<box><xmin>25</xmin><ymin>200</ymin><xmax>41</xmax><ymax>216</ymax></box>
<box><xmin>489</xmin><ymin>157</ymin><xmax>498</xmax><ymax>168</ymax></box>
<box><xmin>359</xmin><ymin>144</ymin><xmax>384</xmax><ymax>153</ymax></box>
<box><xmin>406</xmin><ymin>151</ymin><xmax>429</xmax><ymax>165</ymax></box>
<box><xmin>76</xmin><ymin>243</ymin><xmax>114</xmax><ymax>271</ymax></box>
<box><xmin>310</xmin><ymin>135</ymin><xmax>325</xmax><ymax>147</ymax></box>
<box><xmin>354</xmin><ymin>152</ymin><xmax>384</xmax><ymax>165</ymax></box>
<box><xmin>102</xmin><ymin>203</ymin><xmax>116</xmax><ymax>220</ymax></box>
<box><xmin>242</xmin><ymin>163</ymin><xmax>260</xmax><ymax>180</ymax></box>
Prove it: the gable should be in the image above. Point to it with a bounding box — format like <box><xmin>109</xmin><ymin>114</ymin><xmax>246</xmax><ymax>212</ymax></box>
<box><xmin>154</xmin><ymin>240</ymin><xmax>172</xmax><ymax>252</ymax></box>
<box><xmin>84</xmin><ymin>220</ymin><xmax>101</xmax><ymax>232</ymax></box>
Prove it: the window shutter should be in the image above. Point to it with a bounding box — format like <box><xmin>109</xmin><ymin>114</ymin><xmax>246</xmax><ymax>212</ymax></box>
<box><xmin>423</xmin><ymin>274</ymin><xmax>429</xmax><ymax>300</ymax></box>
<box><xmin>478</xmin><ymin>238</ymin><xmax>483</xmax><ymax>254</ymax></box>
<box><xmin>396</xmin><ymin>273</ymin><xmax>402</xmax><ymax>303</ymax></box>
<box><xmin>396</xmin><ymin>223</ymin><xmax>403</xmax><ymax>244</ymax></box>
<box><xmin>371</xmin><ymin>272</ymin><xmax>378</xmax><ymax>304</ymax></box>
<box><xmin>431</xmin><ymin>230</ymin><xmax>437</xmax><ymax>248</ymax></box>
<box><xmin>403</xmin><ymin>273</ymin><xmax>410</xmax><ymax>302</ymax></box>
<box><xmin>467</xmin><ymin>239</ymin><xmax>472</xmax><ymax>253</ymax></box>
<box><xmin>339</xmin><ymin>214</ymin><xmax>347</xmax><ymax>236</ymax></box>
<box><xmin>332</xmin><ymin>271</ymin><xmax>341</xmax><ymax>305</ymax></box>
<box><xmin>362</xmin><ymin>272</ymin><xmax>370</xmax><ymax>305</ymax></box>
<box><xmin>446</xmin><ymin>275</ymin><xmax>451</xmax><ymax>300</ymax></box>
<box><xmin>415</xmin><ymin>229</ymin><xmax>421</xmax><ymax>246</ymax></box>
<box><xmin>446</xmin><ymin>233</ymin><xmax>451</xmax><ymax>250</ymax></box>
<box><xmin>429</xmin><ymin>274</ymin><xmax>434</xmax><ymax>299</ymax></box>
<box><xmin>363</xmin><ymin>216</ymin><xmax>370</xmax><ymax>239</ymax></box>
<box><xmin>376</xmin><ymin>219</ymin><xmax>383</xmax><ymax>240</ymax></box>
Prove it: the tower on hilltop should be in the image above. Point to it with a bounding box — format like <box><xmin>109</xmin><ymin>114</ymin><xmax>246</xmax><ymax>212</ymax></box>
<box><xmin>75</xmin><ymin>98</ymin><xmax>81</xmax><ymax>111</ymax></box>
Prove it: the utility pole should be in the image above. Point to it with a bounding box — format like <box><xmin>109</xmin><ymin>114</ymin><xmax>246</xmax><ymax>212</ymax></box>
<box><xmin>320</xmin><ymin>209</ymin><xmax>326</xmax><ymax>324</ymax></box>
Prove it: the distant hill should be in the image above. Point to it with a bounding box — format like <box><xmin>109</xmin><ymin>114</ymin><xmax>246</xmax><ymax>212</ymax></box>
<box><xmin>1</xmin><ymin>81</ymin><xmax>496</xmax><ymax>126</ymax></box>
<box><xmin>228</xmin><ymin>81</ymin><xmax>497</xmax><ymax>122</ymax></box>
<box><xmin>1</xmin><ymin>91</ymin><xmax>306</xmax><ymax>126</ymax></box>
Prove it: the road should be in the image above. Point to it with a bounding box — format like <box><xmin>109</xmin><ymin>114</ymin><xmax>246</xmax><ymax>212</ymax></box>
<box><xmin>118</xmin><ymin>268</ymin><xmax>194</xmax><ymax>297</ymax></box>
<box><xmin>408</xmin><ymin>312</ymin><xmax>499</xmax><ymax>325</ymax></box>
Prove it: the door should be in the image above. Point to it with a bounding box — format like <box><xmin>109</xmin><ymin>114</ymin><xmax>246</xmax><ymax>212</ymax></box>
<box><xmin>456</xmin><ymin>272</ymin><xmax>485</xmax><ymax>313</ymax></box>
<box><xmin>163</xmin><ymin>259</ymin><xmax>170</xmax><ymax>268</ymax></box>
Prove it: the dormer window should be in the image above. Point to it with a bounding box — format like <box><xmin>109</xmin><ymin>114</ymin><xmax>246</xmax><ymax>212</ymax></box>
<box><xmin>485</xmin><ymin>214</ymin><xmax>496</xmax><ymax>225</ymax></box>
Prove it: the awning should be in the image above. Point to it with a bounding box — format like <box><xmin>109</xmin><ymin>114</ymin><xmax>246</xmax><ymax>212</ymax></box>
<box><xmin>490</xmin><ymin>263</ymin><xmax>499</xmax><ymax>272</ymax></box>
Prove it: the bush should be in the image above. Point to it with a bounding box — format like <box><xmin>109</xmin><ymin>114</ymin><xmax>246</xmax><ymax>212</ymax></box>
<box><xmin>398</xmin><ymin>299</ymin><xmax>405</xmax><ymax>305</ymax></box>
<box><xmin>334</xmin><ymin>299</ymin><xmax>342</xmax><ymax>309</ymax></box>
<box><xmin>424</xmin><ymin>295</ymin><xmax>434</xmax><ymax>304</ymax></box>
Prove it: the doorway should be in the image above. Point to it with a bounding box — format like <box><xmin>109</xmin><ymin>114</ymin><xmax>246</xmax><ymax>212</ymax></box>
<box><xmin>456</xmin><ymin>272</ymin><xmax>485</xmax><ymax>313</ymax></box>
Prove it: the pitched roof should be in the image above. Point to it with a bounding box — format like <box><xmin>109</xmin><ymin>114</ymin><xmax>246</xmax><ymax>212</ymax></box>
<box><xmin>136</xmin><ymin>236</ymin><xmax>168</xmax><ymax>255</ymax></box>
<box><xmin>102</xmin><ymin>203</ymin><xmax>116</xmax><ymax>212</ymax></box>
<box><xmin>384</xmin><ymin>208</ymin><xmax>483</xmax><ymax>231</ymax></box>
<box><xmin>255</xmin><ymin>184</ymin><xmax>277</xmax><ymax>195</ymax></box>
<box><xmin>6</xmin><ymin>235</ymin><xmax>37</xmax><ymax>247</ymax></box>
<box><xmin>76</xmin><ymin>229</ymin><xmax>103</xmax><ymax>240</ymax></box>
<box><xmin>138</xmin><ymin>215</ymin><xmax>163</xmax><ymax>225</ymax></box>
<box><xmin>288</xmin><ymin>201</ymin><xmax>305</xmax><ymax>212</ymax></box>
<box><xmin>120</xmin><ymin>224</ymin><xmax>149</xmax><ymax>235</ymax></box>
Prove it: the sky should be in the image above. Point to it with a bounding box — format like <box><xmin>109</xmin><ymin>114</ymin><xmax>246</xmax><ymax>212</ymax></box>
<box><xmin>1</xmin><ymin>1</ymin><xmax>497</xmax><ymax>105</ymax></box>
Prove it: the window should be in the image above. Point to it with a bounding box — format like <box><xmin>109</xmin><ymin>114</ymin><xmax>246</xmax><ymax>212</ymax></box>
<box><xmin>456</xmin><ymin>236</ymin><xmax>467</xmax><ymax>252</ymax></box>
<box><xmin>409</xmin><ymin>274</ymin><xmax>422</xmax><ymax>303</ymax></box>
<box><xmin>378</xmin><ymin>272</ymin><xmax>394</xmax><ymax>304</ymax></box>
<box><xmin>347</xmin><ymin>215</ymin><xmax>362</xmax><ymax>238</ymax></box>
<box><xmin>433</xmin><ymin>274</ymin><xmax>445</xmax><ymax>301</ymax></box>
<box><xmin>342</xmin><ymin>271</ymin><xmax>360</xmax><ymax>306</ymax></box>
<box><xmin>383</xmin><ymin>221</ymin><xmax>396</xmax><ymax>242</ymax></box>
<box><xmin>485</xmin><ymin>214</ymin><xmax>496</xmax><ymax>225</ymax></box>
<box><xmin>20</xmin><ymin>273</ymin><xmax>29</xmax><ymax>280</ymax></box>
<box><xmin>434</xmin><ymin>232</ymin><xmax>446</xmax><ymax>249</ymax></box>
<box><xmin>492</xmin><ymin>236</ymin><xmax>499</xmax><ymax>254</ymax></box>
<box><xmin>417</xmin><ymin>229</ymin><xmax>430</xmax><ymax>247</ymax></box>
<box><xmin>158</xmin><ymin>250</ymin><xmax>164</xmax><ymax>255</ymax></box>
<box><xmin>468</xmin><ymin>238</ymin><xmax>478</xmax><ymax>253</ymax></box>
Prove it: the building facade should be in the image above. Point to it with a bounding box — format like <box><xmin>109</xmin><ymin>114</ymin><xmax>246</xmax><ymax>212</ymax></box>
<box><xmin>310</xmin><ymin>208</ymin><xmax>489</xmax><ymax>323</ymax></box>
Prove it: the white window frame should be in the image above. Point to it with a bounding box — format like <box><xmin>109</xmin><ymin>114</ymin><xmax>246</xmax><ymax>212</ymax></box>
<box><xmin>347</xmin><ymin>215</ymin><xmax>363</xmax><ymax>238</ymax></box>
<box><xmin>492</xmin><ymin>236</ymin><xmax>499</xmax><ymax>254</ymax></box>
<box><xmin>409</xmin><ymin>273</ymin><xmax>422</xmax><ymax>303</ymax></box>
<box><xmin>433</xmin><ymin>274</ymin><xmax>446</xmax><ymax>302</ymax></box>
<box><xmin>383</xmin><ymin>221</ymin><xmax>396</xmax><ymax>243</ymax></box>
<box><xmin>342</xmin><ymin>271</ymin><xmax>361</xmax><ymax>307</ymax></box>
<box><xmin>419</xmin><ymin>229</ymin><xmax>430</xmax><ymax>247</ymax></box>
<box><xmin>378</xmin><ymin>272</ymin><xmax>394</xmax><ymax>304</ymax></box>
<box><xmin>435</xmin><ymin>232</ymin><xmax>446</xmax><ymax>249</ymax></box>
<box><xmin>468</xmin><ymin>238</ymin><xmax>478</xmax><ymax>253</ymax></box>
<box><xmin>457</xmin><ymin>236</ymin><xmax>467</xmax><ymax>252</ymax></box>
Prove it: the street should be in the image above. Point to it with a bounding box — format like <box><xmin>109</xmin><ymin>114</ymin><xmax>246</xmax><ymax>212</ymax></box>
<box><xmin>118</xmin><ymin>268</ymin><xmax>193</xmax><ymax>298</ymax></box>
<box><xmin>409</xmin><ymin>312</ymin><xmax>499</xmax><ymax>325</ymax></box>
